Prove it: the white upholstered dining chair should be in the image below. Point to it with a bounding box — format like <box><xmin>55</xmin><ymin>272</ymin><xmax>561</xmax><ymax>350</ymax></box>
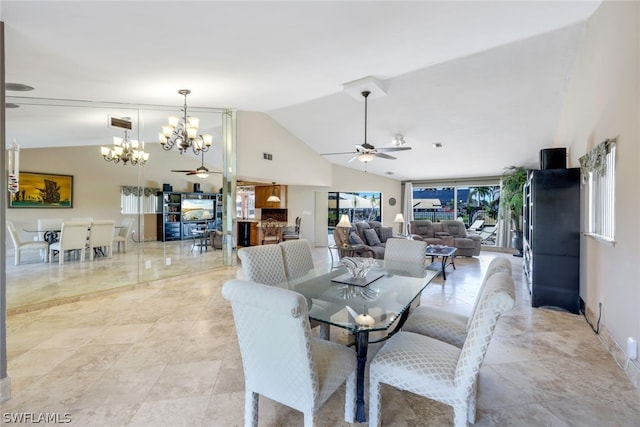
<box><xmin>383</xmin><ymin>238</ymin><xmax>427</xmax><ymax>277</ymax></box>
<box><xmin>88</xmin><ymin>220</ymin><xmax>115</xmax><ymax>259</ymax></box>
<box><xmin>113</xmin><ymin>217</ymin><xmax>134</xmax><ymax>253</ymax></box>
<box><xmin>222</xmin><ymin>279</ymin><xmax>357</xmax><ymax>427</ymax></box>
<box><xmin>369</xmin><ymin>272</ymin><xmax>515</xmax><ymax>427</ymax></box>
<box><xmin>279</xmin><ymin>239</ymin><xmax>315</xmax><ymax>281</ymax></box>
<box><xmin>402</xmin><ymin>257</ymin><xmax>512</xmax><ymax>348</ymax></box>
<box><xmin>237</xmin><ymin>244</ymin><xmax>288</xmax><ymax>287</ymax></box>
<box><xmin>7</xmin><ymin>221</ymin><xmax>49</xmax><ymax>265</ymax></box>
<box><xmin>49</xmin><ymin>221</ymin><xmax>91</xmax><ymax>264</ymax></box>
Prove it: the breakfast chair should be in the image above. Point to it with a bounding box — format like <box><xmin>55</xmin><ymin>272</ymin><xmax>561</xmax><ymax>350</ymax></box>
<box><xmin>282</xmin><ymin>216</ymin><xmax>301</xmax><ymax>241</ymax></box>
<box><xmin>49</xmin><ymin>221</ymin><xmax>91</xmax><ymax>264</ymax></box>
<box><xmin>402</xmin><ymin>257</ymin><xmax>512</xmax><ymax>348</ymax></box>
<box><xmin>237</xmin><ymin>244</ymin><xmax>288</xmax><ymax>287</ymax></box>
<box><xmin>369</xmin><ymin>272</ymin><xmax>515</xmax><ymax>427</ymax></box>
<box><xmin>222</xmin><ymin>279</ymin><xmax>357</xmax><ymax>426</ymax></box>
<box><xmin>88</xmin><ymin>220</ymin><xmax>115</xmax><ymax>259</ymax></box>
<box><xmin>7</xmin><ymin>221</ymin><xmax>50</xmax><ymax>265</ymax></box>
<box><xmin>261</xmin><ymin>219</ymin><xmax>280</xmax><ymax>245</ymax></box>
<box><xmin>113</xmin><ymin>217</ymin><xmax>134</xmax><ymax>253</ymax></box>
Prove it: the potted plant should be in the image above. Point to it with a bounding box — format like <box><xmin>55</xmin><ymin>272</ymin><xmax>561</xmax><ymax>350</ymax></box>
<box><xmin>500</xmin><ymin>166</ymin><xmax>528</xmax><ymax>256</ymax></box>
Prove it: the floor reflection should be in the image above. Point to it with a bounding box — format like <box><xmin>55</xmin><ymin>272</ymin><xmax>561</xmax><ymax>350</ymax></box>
<box><xmin>6</xmin><ymin>240</ymin><xmax>225</xmax><ymax>313</ymax></box>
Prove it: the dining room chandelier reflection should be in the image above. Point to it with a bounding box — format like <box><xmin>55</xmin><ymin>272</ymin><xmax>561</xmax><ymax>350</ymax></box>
<box><xmin>159</xmin><ymin>89</ymin><xmax>213</xmax><ymax>155</ymax></box>
<box><xmin>100</xmin><ymin>129</ymin><xmax>149</xmax><ymax>166</ymax></box>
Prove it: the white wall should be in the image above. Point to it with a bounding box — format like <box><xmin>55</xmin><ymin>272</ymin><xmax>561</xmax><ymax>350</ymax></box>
<box><xmin>555</xmin><ymin>0</ymin><xmax>639</xmax><ymax>379</ymax></box>
<box><xmin>236</xmin><ymin>111</ymin><xmax>332</xmax><ymax>186</ymax></box>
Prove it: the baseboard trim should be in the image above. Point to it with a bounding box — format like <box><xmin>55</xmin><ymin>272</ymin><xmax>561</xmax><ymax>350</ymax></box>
<box><xmin>598</xmin><ymin>325</ymin><xmax>640</xmax><ymax>389</ymax></box>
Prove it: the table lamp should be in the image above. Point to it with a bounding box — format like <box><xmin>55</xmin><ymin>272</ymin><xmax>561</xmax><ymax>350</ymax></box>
<box><xmin>393</xmin><ymin>213</ymin><xmax>405</xmax><ymax>235</ymax></box>
<box><xmin>336</xmin><ymin>214</ymin><xmax>352</xmax><ymax>247</ymax></box>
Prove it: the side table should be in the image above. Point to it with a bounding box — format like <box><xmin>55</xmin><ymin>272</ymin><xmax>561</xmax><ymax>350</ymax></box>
<box><xmin>328</xmin><ymin>244</ymin><xmax>366</xmax><ymax>268</ymax></box>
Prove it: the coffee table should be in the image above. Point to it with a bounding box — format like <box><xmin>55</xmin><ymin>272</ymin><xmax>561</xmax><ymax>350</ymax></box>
<box><xmin>425</xmin><ymin>245</ymin><xmax>457</xmax><ymax>280</ymax></box>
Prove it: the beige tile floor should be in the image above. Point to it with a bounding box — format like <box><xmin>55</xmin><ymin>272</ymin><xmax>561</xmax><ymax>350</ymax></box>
<box><xmin>2</xmin><ymin>248</ymin><xmax>640</xmax><ymax>426</ymax></box>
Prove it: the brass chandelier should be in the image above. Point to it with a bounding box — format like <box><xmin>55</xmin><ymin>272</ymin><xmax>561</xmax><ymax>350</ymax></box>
<box><xmin>159</xmin><ymin>89</ymin><xmax>213</xmax><ymax>155</ymax></box>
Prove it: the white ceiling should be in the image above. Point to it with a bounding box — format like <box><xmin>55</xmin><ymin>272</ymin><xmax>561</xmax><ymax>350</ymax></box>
<box><xmin>1</xmin><ymin>1</ymin><xmax>602</xmax><ymax>182</ymax></box>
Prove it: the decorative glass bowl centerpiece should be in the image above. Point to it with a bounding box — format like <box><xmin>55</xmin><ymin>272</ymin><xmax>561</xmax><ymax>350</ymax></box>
<box><xmin>340</xmin><ymin>257</ymin><xmax>375</xmax><ymax>278</ymax></box>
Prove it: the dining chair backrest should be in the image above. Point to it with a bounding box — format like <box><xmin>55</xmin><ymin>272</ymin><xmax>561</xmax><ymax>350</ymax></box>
<box><xmin>237</xmin><ymin>244</ymin><xmax>288</xmax><ymax>287</ymax></box>
<box><xmin>465</xmin><ymin>257</ymin><xmax>512</xmax><ymax>330</ymax></box>
<box><xmin>59</xmin><ymin>221</ymin><xmax>91</xmax><ymax>248</ymax></box>
<box><xmin>117</xmin><ymin>217</ymin><xmax>134</xmax><ymax>238</ymax></box>
<box><xmin>37</xmin><ymin>218</ymin><xmax>63</xmax><ymax>241</ymax></box>
<box><xmin>280</xmin><ymin>239</ymin><xmax>315</xmax><ymax>281</ymax></box>
<box><xmin>383</xmin><ymin>238</ymin><xmax>427</xmax><ymax>277</ymax></box>
<box><xmin>88</xmin><ymin>220</ymin><xmax>115</xmax><ymax>253</ymax></box>
<box><xmin>455</xmin><ymin>271</ymin><xmax>515</xmax><ymax>395</ymax></box>
<box><xmin>7</xmin><ymin>221</ymin><xmax>22</xmax><ymax>246</ymax></box>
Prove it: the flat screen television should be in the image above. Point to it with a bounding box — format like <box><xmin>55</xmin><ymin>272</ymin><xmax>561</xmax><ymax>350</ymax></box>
<box><xmin>182</xmin><ymin>199</ymin><xmax>214</xmax><ymax>221</ymax></box>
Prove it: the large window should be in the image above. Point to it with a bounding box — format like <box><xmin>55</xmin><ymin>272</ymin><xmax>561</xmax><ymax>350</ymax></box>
<box><xmin>580</xmin><ymin>138</ymin><xmax>616</xmax><ymax>243</ymax></box>
<box><xmin>412</xmin><ymin>185</ymin><xmax>499</xmax><ymax>226</ymax></box>
<box><xmin>328</xmin><ymin>191</ymin><xmax>381</xmax><ymax>227</ymax></box>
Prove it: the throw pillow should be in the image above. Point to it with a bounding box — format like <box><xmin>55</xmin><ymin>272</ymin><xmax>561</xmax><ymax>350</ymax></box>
<box><xmin>364</xmin><ymin>228</ymin><xmax>382</xmax><ymax>246</ymax></box>
<box><xmin>379</xmin><ymin>226</ymin><xmax>394</xmax><ymax>242</ymax></box>
<box><xmin>348</xmin><ymin>231</ymin><xmax>364</xmax><ymax>245</ymax></box>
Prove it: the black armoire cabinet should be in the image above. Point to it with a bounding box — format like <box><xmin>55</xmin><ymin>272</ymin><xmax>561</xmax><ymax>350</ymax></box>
<box><xmin>522</xmin><ymin>168</ymin><xmax>580</xmax><ymax>313</ymax></box>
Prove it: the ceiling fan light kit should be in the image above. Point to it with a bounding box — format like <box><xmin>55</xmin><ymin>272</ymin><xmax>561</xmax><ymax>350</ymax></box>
<box><xmin>321</xmin><ymin>88</ymin><xmax>412</xmax><ymax>170</ymax></box>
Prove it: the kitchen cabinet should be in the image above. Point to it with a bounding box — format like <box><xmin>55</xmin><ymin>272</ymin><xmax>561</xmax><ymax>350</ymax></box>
<box><xmin>254</xmin><ymin>185</ymin><xmax>287</xmax><ymax>208</ymax></box>
<box><xmin>249</xmin><ymin>222</ymin><xmax>258</xmax><ymax>246</ymax></box>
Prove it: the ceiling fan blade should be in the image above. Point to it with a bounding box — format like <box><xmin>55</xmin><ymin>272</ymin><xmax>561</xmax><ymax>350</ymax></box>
<box><xmin>375</xmin><ymin>152</ymin><xmax>397</xmax><ymax>160</ymax></box>
<box><xmin>346</xmin><ymin>154</ymin><xmax>359</xmax><ymax>163</ymax></box>
<box><xmin>376</xmin><ymin>146</ymin><xmax>412</xmax><ymax>152</ymax></box>
<box><xmin>321</xmin><ymin>151</ymin><xmax>358</xmax><ymax>156</ymax></box>
<box><xmin>357</xmin><ymin>142</ymin><xmax>375</xmax><ymax>151</ymax></box>
<box><xmin>171</xmin><ymin>170</ymin><xmax>195</xmax><ymax>172</ymax></box>
<box><xmin>185</xmin><ymin>171</ymin><xmax>197</xmax><ymax>175</ymax></box>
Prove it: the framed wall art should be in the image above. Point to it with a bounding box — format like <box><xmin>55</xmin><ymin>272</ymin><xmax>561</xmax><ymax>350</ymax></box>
<box><xmin>8</xmin><ymin>172</ymin><xmax>73</xmax><ymax>208</ymax></box>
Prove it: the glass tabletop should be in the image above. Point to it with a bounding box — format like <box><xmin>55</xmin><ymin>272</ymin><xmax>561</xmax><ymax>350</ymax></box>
<box><xmin>425</xmin><ymin>245</ymin><xmax>457</xmax><ymax>256</ymax></box>
<box><xmin>287</xmin><ymin>264</ymin><xmax>439</xmax><ymax>334</ymax></box>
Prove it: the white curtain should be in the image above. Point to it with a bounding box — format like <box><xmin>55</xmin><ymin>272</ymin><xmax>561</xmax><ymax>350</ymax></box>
<box><xmin>403</xmin><ymin>182</ymin><xmax>414</xmax><ymax>235</ymax></box>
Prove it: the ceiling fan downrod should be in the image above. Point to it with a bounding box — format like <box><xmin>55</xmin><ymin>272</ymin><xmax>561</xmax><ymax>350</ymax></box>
<box><xmin>362</xmin><ymin>90</ymin><xmax>370</xmax><ymax>147</ymax></box>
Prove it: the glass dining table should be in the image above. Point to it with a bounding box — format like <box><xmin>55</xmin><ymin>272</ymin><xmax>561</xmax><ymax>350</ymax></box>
<box><xmin>285</xmin><ymin>262</ymin><xmax>440</xmax><ymax>422</ymax></box>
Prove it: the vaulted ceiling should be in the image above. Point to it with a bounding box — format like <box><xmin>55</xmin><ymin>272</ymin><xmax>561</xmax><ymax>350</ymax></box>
<box><xmin>2</xmin><ymin>1</ymin><xmax>601</xmax><ymax>181</ymax></box>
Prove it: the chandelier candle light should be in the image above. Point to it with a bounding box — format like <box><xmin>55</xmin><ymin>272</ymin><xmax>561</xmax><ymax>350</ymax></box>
<box><xmin>160</xmin><ymin>89</ymin><xmax>213</xmax><ymax>155</ymax></box>
<box><xmin>101</xmin><ymin>129</ymin><xmax>149</xmax><ymax>166</ymax></box>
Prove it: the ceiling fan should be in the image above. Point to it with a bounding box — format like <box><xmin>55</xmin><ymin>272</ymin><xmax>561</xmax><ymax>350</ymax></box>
<box><xmin>171</xmin><ymin>150</ymin><xmax>221</xmax><ymax>179</ymax></box>
<box><xmin>321</xmin><ymin>90</ymin><xmax>412</xmax><ymax>164</ymax></box>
